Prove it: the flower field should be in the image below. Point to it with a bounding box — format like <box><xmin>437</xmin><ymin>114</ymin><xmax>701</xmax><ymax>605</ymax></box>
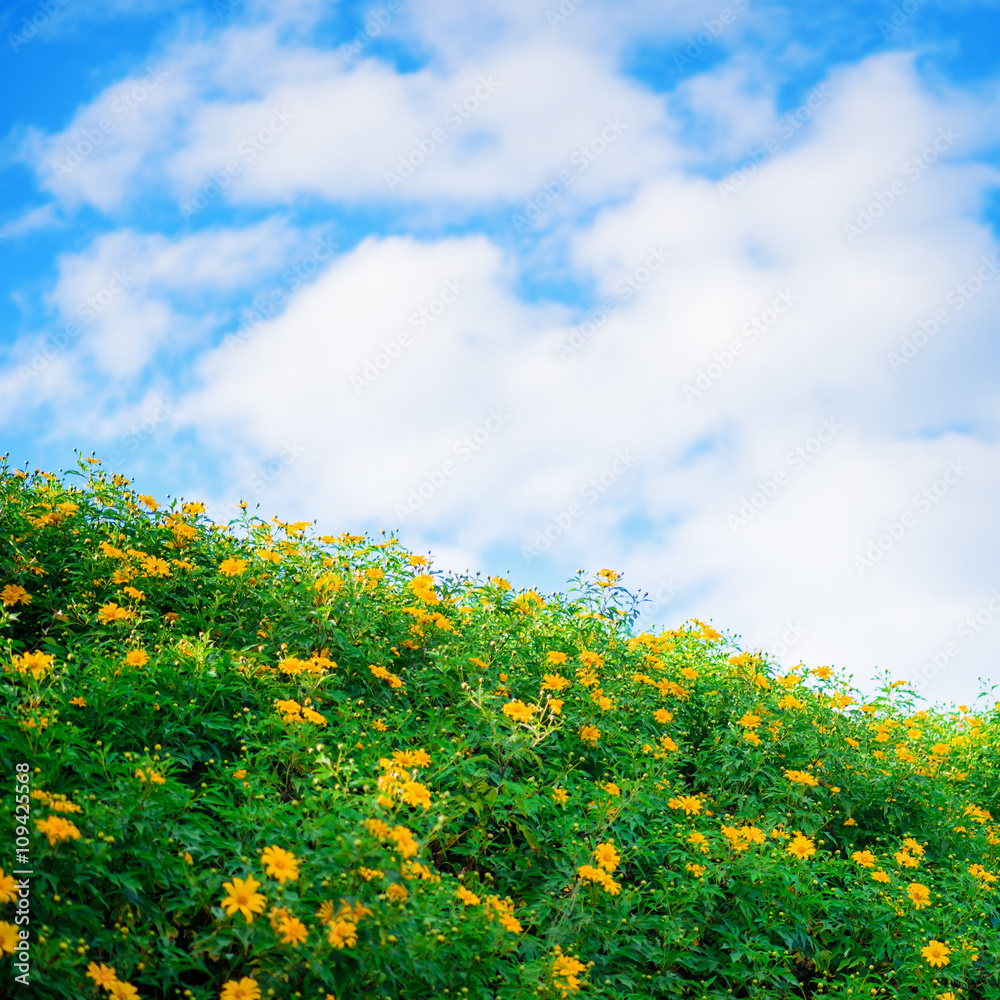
<box><xmin>1</xmin><ymin>456</ymin><xmax>998</xmax><ymax>999</ymax></box>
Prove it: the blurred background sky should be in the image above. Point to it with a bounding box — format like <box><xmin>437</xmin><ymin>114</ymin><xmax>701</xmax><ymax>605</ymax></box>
<box><xmin>2</xmin><ymin>0</ymin><xmax>999</xmax><ymax>708</ymax></box>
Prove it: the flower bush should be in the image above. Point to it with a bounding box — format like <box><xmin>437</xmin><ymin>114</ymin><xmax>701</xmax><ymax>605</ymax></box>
<box><xmin>0</xmin><ymin>456</ymin><xmax>998</xmax><ymax>999</ymax></box>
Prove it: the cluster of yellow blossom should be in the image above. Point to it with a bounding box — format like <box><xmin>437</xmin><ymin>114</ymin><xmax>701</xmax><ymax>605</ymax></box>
<box><xmin>551</xmin><ymin>946</ymin><xmax>588</xmax><ymax>997</ymax></box>
<box><xmin>369</xmin><ymin>664</ymin><xmax>404</xmax><ymax>690</ymax></box>
<box><xmin>274</xmin><ymin>698</ymin><xmax>326</xmax><ymax>726</ymax></box>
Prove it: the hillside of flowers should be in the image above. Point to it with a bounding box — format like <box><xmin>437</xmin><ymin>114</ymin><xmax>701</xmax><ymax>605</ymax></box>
<box><xmin>0</xmin><ymin>455</ymin><xmax>998</xmax><ymax>1000</ymax></box>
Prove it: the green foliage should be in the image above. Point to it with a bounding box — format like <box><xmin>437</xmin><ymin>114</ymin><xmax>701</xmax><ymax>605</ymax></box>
<box><xmin>0</xmin><ymin>456</ymin><xmax>998</xmax><ymax>1000</ymax></box>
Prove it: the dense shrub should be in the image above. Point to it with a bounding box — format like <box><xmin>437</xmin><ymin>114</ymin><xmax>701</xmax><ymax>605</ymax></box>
<box><xmin>0</xmin><ymin>456</ymin><xmax>998</xmax><ymax>1000</ymax></box>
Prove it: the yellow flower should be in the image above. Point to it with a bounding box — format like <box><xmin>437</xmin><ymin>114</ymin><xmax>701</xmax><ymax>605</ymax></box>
<box><xmin>548</xmin><ymin>698</ymin><xmax>564</xmax><ymax>715</ymax></box>
<box><xmin>107</xmin><ymin>983</ymin><xmax>140</xmax><ymax>1000</ymax></box>
<box><xmin>903</xmin><ymin>838</ymin><xmax>925</xmax><ymax>857</ymax></box>
<box><xmin>667</xmin><ymin>795</ymin><xmax>702</xmax><ymax>815</ymax></box>
<box><xmin>357</xmin><ymin>867</ymin><xmax>384</xmax><ymax>881</ymax></box>
<box><xmin>894</xmin><ymin>850</ymin><xmax>919</xmax><ymax>869</ymax></box>
<box><xmin>278</xmin><ymin>915</ymin><xmax>308</xmax><ymax>947</ymax></box>
<box><xmin>34</xmin><ymin>816</ymin><xmax>82</xmax><ymax>845</ymax></box>
<box><xmin>219</xmin><ymin>558</ymin><xmax>247</xmax><ymax>577</ymax></box>
<box><xmin>220</xmin><ymin>875</ymin><xmax>266</xmax><ymax>922</ymax></box>
<box><xmin>385</xmin><ymin>884</ymin><xmax>408</xmax><ymax>903</ymax></box>
<box><xmin>401</xmin><ymin>781</ymin><xmax>432</xmax><ymax>809</ymax></box>
<box><xmin>907</xmin><ymin>882</ymin><xmax>931</xmax><ymax>909</ymax></box>
<box><xmin>0</xmin><ymin>870</ymin><xmax>18</xmax><ymax>905</ymax></box>
<box><xmin>784</xmin><ymin>769</ymin><xmax>819</xmax><ymax>787</ymax></box>
<box><xmin>871</xmin><ymin>869</ymin><xmax>891</xmax><ymax>883</ymax></box>
<box><xmin>744</xmin><ymin>730</ymin><xmax>762</xmax><ymax>746</ymax></box>
<box><xmin>232</xmin><ymin>769</ymin><xmax>247</xmax><ymax>780</ymax></box>
<box><xmin>542</xmin><ymin>673</ymin><xmax>571</xmax><ymax>691</ymax></box>
<box><xmin>97</xmin><ymin>602</ymin><xmax>132</xmax><ymax>624</ymax></box>
<box><xmin>551</xmin><ymin>947</ymin><xmax>588</xmax><ymax>997</ymax></box>
<box><xmin>456</xmin><ymin>886</ymin><xmax>481</xmax><ymax>905</ymax></box>
<box><xmin>260</xmin><ymin>846</ymin><xmax>300</xmax><ymax>884</ymax></box>
<box><xmin>552</xmin><ymin>787</ymin><xmax>569</xmax><ymax>804</ymax></box>
<box><xmin>921</xmin><ymin>940</ymin><xmax>950</xmax><ymax>968</ymax></box>
<box><xmin>136</xmin><ymin>493</ymin><xmax>159</xmax><ymax>511</ymax></box>
<box><xmin>579</xmin><ymin>725</ymin><xmax>600</xmax><ymax>746</ymax></box>
<box><xmin>653</xmin><ymin>708</ymin><xmax>674</xmax><ymax>723</ymax></box>
<box><xmin>124</xmin><ymin>649</ymin><xmax>149</xmax><ymax>667</ymax></box>
<box><xmin>0</xmin><ymin>584</ymin><xmax>31</xmax><ymax>606</ymax></box>
<box><xmin>0</xmin><ymin>922</ymin><xmax>19</xmax><ymax>955</ymax></box>
<box><xmin>937</xmin><ymin>993</ymin><xmax>957</xmax><ymax>1000</ymax></box>
<box><xmin>502</xmin><ymin>699</ymin><xmax>537</xmax><ymax>723</ymax></box>
<box><xmin>86</xmin><ymin>961</ymin><xmax>119</xmax><ymax>987</ymax></box>
<box><xmin>219</xmin><ymin>976</ymin><xmax>261</xmax><ymax>1000</ymax></box>
<box><xmin>547</xmin><ymin>650</ymin><xmax>568</xmax><ymax>665</ymax></box>
<box><xmin>593</xmin><ymin>842</ymin><xmax>620</xmax><ymax>872</ymax></box>
<box><xmin>786</xmin><ymin>835</ymin><xmax>816</xmax><ymax>860</ymax></box>
<box><xmin>69</xmin><ymin>696</ymin><xmax>87</xmax><ymax>706</ymax></box>
<box><xmin>327</xmin><ymin>918</ymin><xmax>359</xmax><ymax>949</ymax></box>
<box><xmin>687</xmin><ymin>831</ymin><xmax>710</xmax><ymax>854</ymax></box>
<box><xmin>851</xmin><ymin>850</ymin><xmax>875</xmax><ymax>868</ymax></box>
<box><xmin>685</xmin><ymin>862</ymin><xmax>706</xmax><ymax>876</ymax></box>
<box><xmin>843</xmin><ymin>817</ymin><xmax>856</xmax><ymax>826</ymax></box>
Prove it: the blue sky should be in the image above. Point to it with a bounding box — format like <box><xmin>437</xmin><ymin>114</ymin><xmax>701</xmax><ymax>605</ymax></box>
<box><xmin>2</xmin><ymin>0</ymin><xmax>1000</xmax><ymax>708</ymax></box>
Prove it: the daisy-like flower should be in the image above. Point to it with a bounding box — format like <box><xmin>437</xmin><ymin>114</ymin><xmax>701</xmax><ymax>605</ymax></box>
<box><xmin>552</xmin><ymin>787</ymin><xmax>569</xmax><ymax>804</ymax></box>
<box><xmin>401</xmin><ymin>781</ymin><xmax>432</xmax><ymax>809</ymax></box>
<box><xmin>260</xmin><ymin>846</ymin><xmax>299</xmax><ymax>883</ymax></box>
<box><xmin>278</xmin><ymin>916</ymin><xmax>308</xmax><ymax>947</ymax></box>
<box><xmin>784</xmin><ymin>769</ymin><xmax>819</xmax><ymax>787</ymax></box>
<box><xmin>87</xmin><ymin>962</ymin><xmax>118</xmax><ymax>989</ymax></box>
<box><xmin>219</xmin><ymin>558</ymin><xmax>247</xmax><ymax>577</ymax></box>
<box><xmin>0</xmin><ymin>584</ymin><xmax>31</xmax><ymax>606</ymax></box>
<box><xmin>502</xmin><ymin>699</ymin><xmax>537</xmax><ymax>723</ymax></box>
<box><xmin>542</xmin><ymin>673</ymin><xmax>571</xmax><ymax>692</ymax></box>
<box><xmin>124</xmin><ymin>649</ymin><xmax>149</xmax><ymax>667</ymax></box>
<box><xmin>220</xmin><ymin>875</ymin><xmax>266</xmax><ymax>922</ymax></box>
<box><xmin>685</xmin><ymin>863</ymin><xmax>706</xmax><ymax>876</ymax></box>
<box><xmin>385</xmin><ymin>884</ymin><xmax>408</xmax><ymax>903</ymax></box>
<box><xmin>654</xmin><ymin>708</ymin><xmax>674</xmax><ymax>723</ymax></box>
<box><xmin>593</xmin><ymin>842</ymin><xmax>620</xmax><ymax>872</ymax></box>
<box><xmin>326</xmin><ymin>919</ymin><xmax>358</xmax><ymax>949</ymax></box>
<box><xmin>456</xmin><ymin>886</ymin><xmax>481</xmax><ymax>906</ymax></box>
<box><xmin>0</xmin><ymin>923</ymin><xmax>21</xmax><ymax>955</ymax></box>
<box><xmin>921</xmin><ymin>940</ymin><xmax>951</xmax><ymax>968</ymax></box>
<box><xmin>687</xmin><ymin>831</ymin><xmax>710</xmax><ymax>854</ymax></box>
<box><xmin>219</xmin><ymin>977</ymin><xmax>261</xmax><ymax>1000</ymax></box>
<box><xmin>546</xmin><ymin>650</ymin><xmax>568</xmax><ymax>665</ymax></box>
<box><xmin>851</xmin><ymin>850</ymin><xmax>876</xmax><ymax>868</ymax></box>
<box><xmin>667</xmin><ymin>795</ymin><xmax>702</xmax><ymax>816</ymax></box>
<box><xmin>107</xmin><ymin>982</ymin><xmax>140</xmax><ymax>1000</ymax></box>
<box><xmin>786</xmin><ymin>835</ymin><xmax>816</xmax><ymax>860</ymax></box>
<box><xmin>0</xmin><ymin>869</ymin><xmax>18</xmax><ymax>904</ymax></box>
<box><xmin>34</xmin><ymin>816</ymin><xmax>82</xmax><ymax>846</ymax></box>
<box><xmin>907</xmin><ymin>882</ymin><xmax>931</xmax><ymax>909</ymax></box>
<box><xmin>579</xmin><ymin>725</ymin><xmax>600</xmax><ymax>746</ymax></box>
<box><xmin>871</xmin><ymin>869</ymin><xmax>891</xmax><ymax>883</ymax></box>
